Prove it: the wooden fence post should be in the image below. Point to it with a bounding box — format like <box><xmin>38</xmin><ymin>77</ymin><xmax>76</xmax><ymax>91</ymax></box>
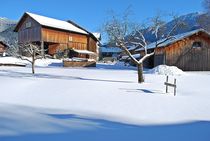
<box><xmin>164</xmin><ymin>76</ymin><xmax>177</xmax><ymax>96</ymax></box>
<box><xmin>174</xmin><ymin>79</ymin><xmax>177</xmax><ymax>96</ymax></box>
<box><xmin>166</xmin><ymin>76</ymin><xmax>169</xmax><ymax>93</ymax></box>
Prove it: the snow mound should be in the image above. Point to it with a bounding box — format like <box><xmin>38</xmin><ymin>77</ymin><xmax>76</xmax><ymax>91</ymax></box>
<box><xmin>34</xmin><ymin>59</ymin><xmax>62</xmax><ymax>67</ymax></box>
<box><xmin>0</xmin><ymin>57</ymin><xmax>63</xmax><ymax>67</ymax></box>
<box><xmin>149</xmin><ymin>65</ymin><xmax>185</xmax><ymax>75</ymax></box>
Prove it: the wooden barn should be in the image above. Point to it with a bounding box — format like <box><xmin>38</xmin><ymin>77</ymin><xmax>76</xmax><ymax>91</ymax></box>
<box><xmin>0</xmin><ymin>41</ymin><xmax>8</xmax><ymax>56</ymax></box>
<box><xmin>135</xmin><ymin>29</ymin><xmax>210</xmax><ymax>71</ymax></box>
<box><xmin>14</xmin><ymin>12</ymin><xmax>99</xmax><ymax>61</ymax></box>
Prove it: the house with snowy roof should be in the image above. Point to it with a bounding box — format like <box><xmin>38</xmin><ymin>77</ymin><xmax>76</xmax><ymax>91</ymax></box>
<box><xmin>0</xmin><ymin>41</ymin><xmax>8</xmax><ymax>56</ymax></box>
<box><xmin>135</xmin><ymin>29</ymin><xmax>210</xmax><ymax>71</ymax></box>
<box><xmin>14</xmin><ymin>12</ymin><xmax>100</xmax><ymax>64</ymax></box>
<box><xmin>99</xmin><ymin>44</ymin><xmax>122</xmax><ymax>61</ymax></box>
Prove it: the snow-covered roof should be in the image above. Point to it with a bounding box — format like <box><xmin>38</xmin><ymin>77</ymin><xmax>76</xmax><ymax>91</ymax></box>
<box><xmin>0</xmin><ymin>40</ymin><xmax>9</xmax><ymax>47</ymax></box>
<box><xmin>73</xmin><ymin>49</ymin><xmax>96</xmax><ymax>55</ymax></box>
<box><xmin>135</xmin><ymin>29</ymin><xmax>210</xmax><ymax>52</ymax></box>
<box><xmin>25</xmin><ymin>12</ymin><xmax>88</xmax><ymax>35</ymax></box>
<box><xmin>121</xmin><ymin>54</ymin><xmax>141</xmax><ymax>60</ymax></box>
<box><xmin>128</xmin><ymin>45</ymin><xmax>139</xmax><ymax>51</ymax></box>
<box><xmin>99</xmin><ymin>47</ymin><xmax>122</xmax><ymax>53</ymax></box>
<box><xmin>92</xmin><ymin>33</ymin><xmax>101</xmax><ymax>40</ymax></box>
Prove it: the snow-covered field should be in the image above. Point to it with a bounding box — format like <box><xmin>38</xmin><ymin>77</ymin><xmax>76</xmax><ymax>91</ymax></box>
<box><xmin>0</xmin><ymin>57</ymin><xmax>210</xmax><ymax>141</ymax></box>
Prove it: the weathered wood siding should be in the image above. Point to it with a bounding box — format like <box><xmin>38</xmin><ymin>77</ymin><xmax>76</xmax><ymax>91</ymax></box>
<box><xmin>155</xmin><ymin>32</ymin><xmax>210</xmax><ymax>71</ymax></box>
<box><xmin>41</xmin><ymin>28</ymin><xmax>69</xmax><ymax>44</ymax></box>
<box><xmin>63</xmin><ymin>60</ymin><xmax>96</xmax><ymax>67</ymax></box>
<box><xmin>88</xmin><ymin>37</ymin><xmax>97</xmax><ymax>53</ymax></box>
<box><xmin>42</xmin><ymin>28</ymin><xmax>92</xmax><ymax>55</ymax></box>
<box><xmin>18</xmin><ymin>16</ymin><xmax>42</xmax><ymax>43</ymax></box>
<box><xmin>0</xmin><ymin>43</ymin><xmax>6</xmax><ymax>53</ymax></box>
<box><xmin>67</xmin><ymin>33</ymin><xmax>87</xmax><ymax>50</ymax></box>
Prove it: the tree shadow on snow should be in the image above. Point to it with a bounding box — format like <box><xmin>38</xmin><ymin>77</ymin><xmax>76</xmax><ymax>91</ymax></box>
<box><xmin>95</xmin><ymin>63</ymin><xmax>137</xmax><ymax>71</ymax></box>
<box><xmin>120</xmin><ymin>88</ymin><xmax>165</xmax><ymax>95</ymax></box>
<box><xmin>0</xmin><ymin>69</ymin><xmax>135</xmax><ymax>84</ymax></box>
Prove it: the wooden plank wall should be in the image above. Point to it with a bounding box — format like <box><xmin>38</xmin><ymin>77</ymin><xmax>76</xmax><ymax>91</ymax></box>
<box><xmin>0</xmin><ymin>44</ymin><xmax>6</xmax><ymax>53</ymax></box>
<box><xmin>18</xmin><ymin>16</ymin><xmax>42</xmax><ymax>43</ymax></box>
<box><xmin>42</xmin><ymin>28</ymin><xmax>92</xmax><ymax>54</ymax></box>
<box><xmin>155</xmin><ymin>33</ymin><xmax>210</xmax><ymax>71</ymax></box>
<box><xmin>42</xmin><ymin>28</ymin><xmax>69</xmax><ymax>44</ymax></box>
<box><xmin>88</xmin><ymin>37</ymin><xmax>97</xmax><ymax>53</ymax></box>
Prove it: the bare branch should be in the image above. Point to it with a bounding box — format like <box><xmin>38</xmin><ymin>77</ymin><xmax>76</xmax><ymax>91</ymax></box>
<box><xmin>117</xmin><ymin>41</ymin><xmax>139</xmax><ymax>65</ymax></box>
<box><xmin>17</xmin><ymin>56</ymin><xmax>32</xmax><ymax>63</ymax></box>
<box><xmin>139</xmin><ymin>52</ymin><xmax>155</xmax><ymax>64</ymax></box>
<box><xmin>7</xmin><ymin>42</ymin><xmax>43</xmax><ymax>74</ymax></box>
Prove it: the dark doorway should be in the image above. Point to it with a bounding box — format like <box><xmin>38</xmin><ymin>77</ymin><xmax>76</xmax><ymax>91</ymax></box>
<box><xmin>154</xmin><ymin>54</ymin><xmax>165</xmax><ymax>67</ymax></box>
<box><xmin>44</xmin><ymin>43</ymin><xmax>49</xmax><ymax>54</ymax></box>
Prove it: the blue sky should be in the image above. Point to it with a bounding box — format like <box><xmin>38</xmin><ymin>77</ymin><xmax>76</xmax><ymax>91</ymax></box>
<box><xmin>1</xmin><ymin>0</ymin><xmax>203</xmax><ymax>32</ymax></box>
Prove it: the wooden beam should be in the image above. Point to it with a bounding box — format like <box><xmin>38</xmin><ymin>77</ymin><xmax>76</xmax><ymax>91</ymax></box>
<box><xmin>41</xmin><ymin>41</ymin><xmax>44</xmax><ymax>57</ymax></box>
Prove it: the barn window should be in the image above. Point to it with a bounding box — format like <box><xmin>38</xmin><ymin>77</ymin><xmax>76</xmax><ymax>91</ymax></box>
<box><xmin>192</xmin><ymin>41</ymin><xmax>202</xmax><ymax>48</ymax></box>
<box><xmin>69</xmin><ymin>36</ymin><xmax>73</xmax><ymax>42</ymax></box>
<box><xmin>25</xmin><ymin>22</ymin><xmax>32</xmax><ymax>28</ymax></box>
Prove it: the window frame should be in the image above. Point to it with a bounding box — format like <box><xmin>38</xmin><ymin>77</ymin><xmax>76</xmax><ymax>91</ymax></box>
<box><xmin>25</xmin><ymin>22</ymin><xmax>32</xmax><ymax>29</ymax></box>
<box><xmin>192</xmin><ymin>41</ymin><xmax>203</xmax><ymax>49</ymax></box>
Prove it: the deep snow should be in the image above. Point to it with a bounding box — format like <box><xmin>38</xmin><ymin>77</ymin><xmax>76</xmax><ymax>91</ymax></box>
<box><xmin>149</xmin><ymin>65</ymin><xmax>185</xmax><ymax>75</ymax></box>
<box><xmin>0</xmin><ymin>59</ymin><xmax>210</xmax><ymax>140</ymax></box>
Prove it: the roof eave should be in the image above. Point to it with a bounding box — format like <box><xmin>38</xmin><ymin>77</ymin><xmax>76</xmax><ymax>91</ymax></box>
<box><xmin>14</xmin><ymin>12</ymin><xmax>29</xmax><ymax>32</ymax></box>
<box><xmin>41</xmin><ymin>25</ymin><xmax>88</xmax><ymax>35</ymax></box>
<box><xmin>0</xmin><ymin>41</ymin><xmax>9</xmax><ymax>47</ymax></box>
<box><xmin>67</xmin><ymin>20</ymin><xmax>99</xmax><ymax>42</ymax></box>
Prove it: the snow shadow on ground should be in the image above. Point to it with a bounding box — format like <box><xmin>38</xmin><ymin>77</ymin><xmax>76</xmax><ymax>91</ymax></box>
<box><xmin>121</xmin><ymin>88</ymin><xmax>155</xmax><ymax>93</ymax></box>
<box><xmin>120</xmin><ymin>88</ymin><xmax>166</xmax><ymax>95</ymax></box>
<box><xmin>96</xmin><ymin>63</ymin><xmax>137</xmax><ymax>70</ymax></box>
<box><xmin>0</xmin><ymin>69</ymin><xmax>135</xmax><ymax>84</ymax></box>
<box><xmin>0</xmin><ymin>109</ymin><xmax>210</xmax><ymax>141</ymax></box>
<box><xmin>0</xmin><ymin>104</ymin><xmax>209</xmax><ymax>141</ymax></box>
<box><xmin>48</xmin><ymin>62</ymin><xmax>63</xmax><ymax>67</ymax></box>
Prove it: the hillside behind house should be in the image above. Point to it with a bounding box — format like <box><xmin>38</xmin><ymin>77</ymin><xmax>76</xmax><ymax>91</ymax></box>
<box><xmin>141</xmin><ymin>12</ymin><xmax>210</xmax><ymax>44</ymax></box>
<box><xmin>0</xmin><ymin>18</ymin><xmax>17</xmax><ymax>47</ymax></box>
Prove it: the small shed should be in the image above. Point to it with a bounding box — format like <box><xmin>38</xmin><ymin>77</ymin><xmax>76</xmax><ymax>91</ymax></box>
<box><xmin>136</xmin><ymin>29</ymin><xmax>210</xmax><ymax>71</ymax></box>
<box><xmin>0</xmin><ymin>41</ymin><xmax>8</xmax><ymax>56</ymax></box>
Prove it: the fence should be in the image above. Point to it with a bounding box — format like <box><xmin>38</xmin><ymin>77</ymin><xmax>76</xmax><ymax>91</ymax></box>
<box><xmin>164</xmin><ymin>76</ymin><xmax>177</xmax><ymax>96</ymax></box>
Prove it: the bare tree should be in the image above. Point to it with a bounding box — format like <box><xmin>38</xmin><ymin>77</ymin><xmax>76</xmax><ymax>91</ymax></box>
<box><xmin>103</xmin><ymin>10</ymin><xmax>184</xmax><ymax>83</ymax></box>
<box><xmin>7</xmin><ymin>43</ymin><xmax>43</xmax><ymax>74</ymax></box>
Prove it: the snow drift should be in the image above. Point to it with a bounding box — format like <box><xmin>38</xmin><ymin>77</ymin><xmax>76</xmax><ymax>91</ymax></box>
<box><xmin>0</xmin><ymin>57</ymin><xmax>62</xmax><ymax>67</ymax></box>
<box><xmin>149</xmin><ymin>65</ymin><xmax>185</xmax><ymax>75</ymax></box>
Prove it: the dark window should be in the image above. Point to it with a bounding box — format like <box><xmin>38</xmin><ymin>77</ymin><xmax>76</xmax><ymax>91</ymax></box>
<box><xmin>25</xmin><ymin>22</ymin><xmax>31</xmax><ymax>28</ymax></box>
<box><xmin>192</xmin><ymin>41</ymin><xmax>202</xmax><ymax>48</ymax></box>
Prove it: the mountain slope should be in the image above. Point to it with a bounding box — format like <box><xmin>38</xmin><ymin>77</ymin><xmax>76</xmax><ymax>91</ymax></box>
<box><xmin>0</xmin><ymin>18</ymin><xmax>17</xmax><ymax>47</ymax></box>
<box><xmin>0</xmin><ymin>17</ymin><xmax>16</xmax><ymax>32</ymax></box>
<box><xmin>0</xmin><ymin>26</ymin><xmax>18</xmax><ymax>46</ymax></box>
<box><xmin>143</xmin><ymin>12</ymin><xmax>209</xmax><ymax>43</ymax></box>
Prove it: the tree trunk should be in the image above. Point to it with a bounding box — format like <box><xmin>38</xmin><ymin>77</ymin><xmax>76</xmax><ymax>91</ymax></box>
<box><xmin>41</xmin><ymin>41</ymin><xmax>45</xmax><ymax>58</ymax></box>
<box><xmin>32</xmin><ymin>61</ymin><xmax>35</xmax><ymax>74</ymax></box>
<box><xmin>32</xmin><ymin>52</ymin><xmax>35</xmax><ymax>74</ymax></box>
<box><xmin>137</xmin><ymin>63</ymin><xmax>144</xmax><ymax>83</ymax></box>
